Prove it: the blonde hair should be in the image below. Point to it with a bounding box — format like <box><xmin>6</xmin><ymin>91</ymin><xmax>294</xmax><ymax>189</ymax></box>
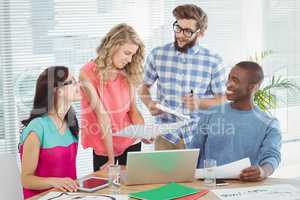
<box><xmin>94</xmin><ymin>23</ymin><xmax>145</xmax><ymax>86</ymax></box>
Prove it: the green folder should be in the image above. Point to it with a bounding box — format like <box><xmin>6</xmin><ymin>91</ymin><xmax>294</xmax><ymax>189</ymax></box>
<box><xmin>129</xmin><ymin>182</ymin><xmax>199</xmax><ymax>200</ymax></box>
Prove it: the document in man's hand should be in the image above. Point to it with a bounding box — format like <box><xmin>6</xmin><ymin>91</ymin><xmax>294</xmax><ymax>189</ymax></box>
<box><xmin>156</xmin><ymin>103</ymin><xmax>190</xmax><ymax>120</ymax></box>
<box><xmin>195</xmin><ymin>158</ymin><xmax>251</xmax><ymax>179</ymax></box>
<box><xmin>114</xmin><ymin>121</ymin><xmax>189</xmax><ymax>140</ymax></box>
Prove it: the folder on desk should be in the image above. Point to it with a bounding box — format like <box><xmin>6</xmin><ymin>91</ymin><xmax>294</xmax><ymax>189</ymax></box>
<box><xmin>174</xmin><ymin>189</ymin><xmax>209</xmax><ymax>200</ymax></box>
<box><xmin>128</xmin><ymin>182</ymin><xmax>200</xmax><ymax>200</ymax></box>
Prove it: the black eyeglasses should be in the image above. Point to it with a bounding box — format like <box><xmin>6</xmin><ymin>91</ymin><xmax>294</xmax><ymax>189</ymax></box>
<box><xmin>61</xmin><ymin>78</ymin><xmax>79</xmax><ymax>87</ymax></box>
<box><xmin>173</xmin><ymin>21</ymin><xmax>200</xmax><ymax>38</ymax></box>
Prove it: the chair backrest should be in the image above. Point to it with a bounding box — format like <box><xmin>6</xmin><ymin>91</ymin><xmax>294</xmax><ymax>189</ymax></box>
<box><xmin>0</xmin><ymin>153</ymin><xmax>23</xmax><ymax>200</ymax></box>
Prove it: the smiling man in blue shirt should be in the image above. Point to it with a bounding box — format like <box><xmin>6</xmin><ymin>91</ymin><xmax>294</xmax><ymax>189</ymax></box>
<box><xmin>180</xmin><ymin>61</ymin><xmax>282</xmax><ymax>181</ymax></box>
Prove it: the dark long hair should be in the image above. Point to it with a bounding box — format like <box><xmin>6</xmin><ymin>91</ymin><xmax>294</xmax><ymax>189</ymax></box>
<box><xmin>21</xmin><ymin>66</ymin><xmax>79</xmax><ymax>138</ymax></box>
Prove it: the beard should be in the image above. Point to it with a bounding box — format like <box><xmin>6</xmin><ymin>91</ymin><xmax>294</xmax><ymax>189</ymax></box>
<box><xmin>174</xmin><ymin>36</ymin><xmax>198</xmax><ymax>53</ymax></box>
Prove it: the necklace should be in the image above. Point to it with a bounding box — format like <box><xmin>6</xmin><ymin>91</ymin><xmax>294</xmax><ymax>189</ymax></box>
<box><xmin>48</xmin><ymin>113</ymin><xmax>65</xmax><ymax>134</ymax></box>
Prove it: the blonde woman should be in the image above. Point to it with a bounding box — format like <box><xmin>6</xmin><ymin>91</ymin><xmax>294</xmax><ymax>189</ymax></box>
<box><xmin>80</xmin><ymin>23</ymin><xmax>145</xmax><ymax>171</ymax></box>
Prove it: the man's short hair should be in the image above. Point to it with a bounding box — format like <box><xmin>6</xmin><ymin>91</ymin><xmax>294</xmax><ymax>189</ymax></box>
<box><xmin>236</xmin><ymin>61</ymin><xmax>264</xmax><ymax>84</ymax></box>
<box><xmin>172</xmin><ymin>4</ymin><xmax>208</xmax><ymax>34</ymax></box>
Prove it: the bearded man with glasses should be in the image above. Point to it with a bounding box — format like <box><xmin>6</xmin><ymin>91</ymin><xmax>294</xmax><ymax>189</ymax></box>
<box><xmin>140</xmin><ymin>4</ymin><xmax>226</xmax><ymax>150</ymax></box>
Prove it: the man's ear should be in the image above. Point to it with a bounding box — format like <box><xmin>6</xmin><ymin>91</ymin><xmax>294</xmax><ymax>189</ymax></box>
<box><xmin>249</xmin><ymin>83</ymin><xmax>260</xmax><ymax>93</ymax></box>
<box><xmin>197</xmin><ymin>31</ymin><xmax>204</xmax><ymax>39</ymax></box>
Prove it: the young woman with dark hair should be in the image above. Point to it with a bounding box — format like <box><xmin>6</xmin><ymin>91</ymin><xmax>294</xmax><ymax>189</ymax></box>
<box><xmin>19</xmin><ymin>66</ymin><xmax>80</xmax><ymax>199</ymax></box>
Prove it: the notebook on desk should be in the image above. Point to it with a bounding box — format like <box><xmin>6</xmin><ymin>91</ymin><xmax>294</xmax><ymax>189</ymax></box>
<box><xmin>121</xmin><ymin>149</ymin><xmax>200</xmax><ymax>185</ymax></box>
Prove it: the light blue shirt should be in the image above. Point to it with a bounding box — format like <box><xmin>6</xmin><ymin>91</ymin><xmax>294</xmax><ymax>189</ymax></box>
<box><xmin>144</xmin><ymin>42</ymin><xmax>225</xmax><ymax>145</ymax></box>
<box><xmin>180</xmin><ymin>103</ymin><xmax>281</xmax><ymax>170</ymax></box>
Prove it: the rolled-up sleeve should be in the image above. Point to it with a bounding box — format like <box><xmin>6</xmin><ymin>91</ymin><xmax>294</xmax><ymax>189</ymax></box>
<box><xmin>210</xmin><ymin>55</ymin><xmax>226</xmax><ymax>95</ymax></box>
<box><xmin>143</xmin><ymin>49</ymin><xmax>158</xmax><ymax>86</ymax></box>
<box><xmin>186</xmin><ymin>113</ymin><xmax>209</xmax><ymax>148</ymax></box>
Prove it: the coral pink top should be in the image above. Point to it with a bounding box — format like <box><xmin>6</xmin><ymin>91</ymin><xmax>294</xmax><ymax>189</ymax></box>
<box><xmin>80</xmin><ymin>61</ymin><xmax>136</xmax><ymax>156</ymax></box>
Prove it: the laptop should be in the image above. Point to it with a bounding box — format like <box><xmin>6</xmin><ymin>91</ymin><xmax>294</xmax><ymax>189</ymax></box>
<box><xmin>121</xmin><ymin>149</ymin><xmax>200</xmax><ymax>185</ymax></box>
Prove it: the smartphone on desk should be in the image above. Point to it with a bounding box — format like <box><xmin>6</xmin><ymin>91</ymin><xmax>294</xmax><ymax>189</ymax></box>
<box><xmin>78</xmin><ymin>177</ymin><xmax>109</xmax><ymax>192</ymax></box>
<box><xmin>216</xmin><ymin>179</ymin><xmax>229</xmax><ymax>186</ymax></box>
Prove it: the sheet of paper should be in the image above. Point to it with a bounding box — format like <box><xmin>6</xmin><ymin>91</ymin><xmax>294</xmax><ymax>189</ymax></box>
<box><xmin>156</xmin><ymin>103</ymin><xmax>190</xmax><ymax>120</ymax></box>
<box><xmin>38</xmin><ymin>192</ymin><xmax>129</xmax><ymax>200</ymax></box>
<box><xmin>114</xmin><ymin>121</ymin><xmax>189</xmax><ymax>140</ymax></box>
<box><xmin>195</xmin><ymin>158</ymin><xmax>251</xmax><ymax>179</ymax></box>
<box><xmin>212</xmin><ymin>184</ymin><xmax>300</xmax><ymax>200</ymax></box>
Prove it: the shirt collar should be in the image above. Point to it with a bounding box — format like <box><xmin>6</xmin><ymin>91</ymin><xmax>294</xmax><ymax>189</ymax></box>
<box><xmin>173</xmin><ymin>42</ymin><xmax>201</xmax><ymax>55</ymax></box>
<box><xmin>187</xmin><ymin>42</ymin><xmax>201</xmax><ymax>54</ymax></box>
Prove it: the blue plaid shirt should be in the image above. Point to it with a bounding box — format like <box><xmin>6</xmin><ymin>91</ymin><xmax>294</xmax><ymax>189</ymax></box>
<box><xmin>144</xmin><ymin>42</ymin><xmax>226</xmax><ymax>146</ymax></box>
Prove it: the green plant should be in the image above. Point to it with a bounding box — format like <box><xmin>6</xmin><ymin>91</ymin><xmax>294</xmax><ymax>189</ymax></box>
<box><xmin>249</xmin><ymin>50</ymin><xmax>300</xmax><ymax>114</ymax></box>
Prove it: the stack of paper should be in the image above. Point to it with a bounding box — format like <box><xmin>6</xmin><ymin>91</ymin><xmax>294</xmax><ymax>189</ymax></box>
<box><xmin>129</xmin><ymin>182</ymin><xmax>203</xmax><ymax>200</ymax></box>
<box><xmin>113</xmin><ymin>104</ymin><xmax>193</xmax><ymax>140</ymax></box>
<box><xmin>114</xmin><ymin>121</ymin><xmax>189</xmax><ymax>140</ymax></box>
<box><xmin>195</xmin><ymin>158</ymin><xmax>251</xmax><ymax>179</ymax></box>
<box><xmin>212</xmin><ymin>184</ymin><xmax>300</xmax><ymax>200</ymax></box>
<box><xmin>156</xmin><ymin>104</ymin><xmax>190</xmax><ymax>120</ymax></box>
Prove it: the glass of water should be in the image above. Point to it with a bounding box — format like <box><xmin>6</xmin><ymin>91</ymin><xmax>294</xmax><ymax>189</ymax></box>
<box><xmin>204</xmin><ymin>159</ymin><xmax>217</xmax><ymax>187</ymax></box>
<box><xmin>108</xmin><ymin>164</ymin><xmax>121</xmax><ymax>194</ymax></box>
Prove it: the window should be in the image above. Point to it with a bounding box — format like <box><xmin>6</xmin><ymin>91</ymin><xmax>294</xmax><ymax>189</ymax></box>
<box><xmin>263</xmin><ymin>0</ymin><xmax>300</xmax><ymax>135</ymax></box>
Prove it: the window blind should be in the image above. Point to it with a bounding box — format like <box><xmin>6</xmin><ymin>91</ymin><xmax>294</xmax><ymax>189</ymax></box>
<box><xmin>262</xmin><ymin>0</ymin><xmax>300</xmax><ymax>134</ymax></box>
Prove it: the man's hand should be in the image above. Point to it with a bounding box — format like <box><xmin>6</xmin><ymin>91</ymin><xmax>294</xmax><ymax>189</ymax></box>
<box><xmin>240</xmin><ymin>166</ymin><xmax>266</xmax><ymax>182</ymax></box>
<box><xmin>182</xmin><ymin>94</ymin><xmax>226</xmax><ymax>110</ymax></box>
<box><xmin>139</xmin><ymin>84</ymin><xmax>164</xmax><ymax>116</ymax></box>
<box><xmin>182</xmin><ymin>95</ymin><xmax>199</xmax><ymax>111</ymax></box>
<box><xmin>146</xmin><ymin>101</ymin><xmax>164</xmax><ymax>116</ymax></box>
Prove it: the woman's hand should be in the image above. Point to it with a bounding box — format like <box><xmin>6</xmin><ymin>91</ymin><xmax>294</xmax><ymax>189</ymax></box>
<box><xmin>47</xmin><ymin>177</ymin><xmax>79</xmax><ymax>192</ymax></box>
<box><xmin>142</xmin><ymin>138</ymin><xmax>154</xmax><ymax>144</ymax></box>
<box><xmin>100</xmin><ymin>159</ymin><xmax>115</xmax><ymax>171</ymax></box>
